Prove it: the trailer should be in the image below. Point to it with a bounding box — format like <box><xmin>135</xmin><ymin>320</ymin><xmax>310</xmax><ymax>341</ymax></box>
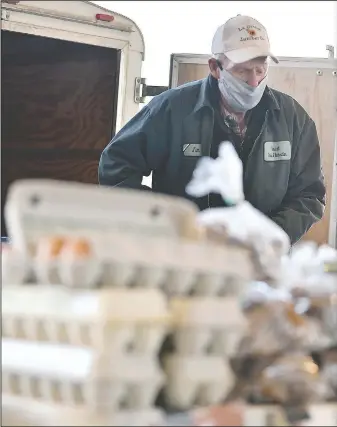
<box><xmin>1</xmin><ymin>0</ymin><xmax>151</xmax><ymax>235</ymax></box>
<box><xmin>1</xmin><ymin>0</ymin><xmax>336</xmax><ymax>247</ymax></box>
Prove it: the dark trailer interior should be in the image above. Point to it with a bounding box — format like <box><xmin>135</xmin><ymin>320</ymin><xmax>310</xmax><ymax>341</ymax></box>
<box><xmin>1</xmin><ymin>30</ymin><xmax>120</xmax><ymax>235</ymax></box>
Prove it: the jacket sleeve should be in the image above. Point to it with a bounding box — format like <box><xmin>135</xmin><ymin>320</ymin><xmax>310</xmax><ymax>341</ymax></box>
<box><xmin>98</xmin><ymin>97</ymin><xmax>170</xmax><ymax>190</ymax></box>
<box><xmin>269</xmin><ymin>117</ymin><xmax>326</xmax><ymax>245</ymax></box>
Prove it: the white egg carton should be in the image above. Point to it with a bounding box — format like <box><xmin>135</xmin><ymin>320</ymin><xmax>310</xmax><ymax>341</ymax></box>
<box><xmin>2</xmin><ymin>286</ymin><xmax>171</xmax><ymax>355</ymax></box>
<box><xmin>4</xmin><ymin>179</ymin><xmax>202</xmax><ymax>255</ymax></box>
<box><xmin>3</xmin><ymin>232</ymin><xmax>256</xmax><ymax>296</ymax></box>
<box><xmin>2</xmin><ymin>338</ymin><xmax>165</xmax><ymax>411</ymax></box>
<box><xmin>162</xmin><ymin>355</ymin><xmax>235</xmax><ymax>411</ymax></box>
<box><xmin>2</xmin><ymin>394</ymin><xmax>165</xmax><ymax>426</ymax></box>
<box><xmin>3</xmin><ymin>179</ymin><xmax>259</xmax><ymax>294</ymax></box>
<box><xmin>2</xmin><ymin>243</ymin><xmax>30</xmax><ymax>284</ymax></box>
<box><xmin>169</xmin><ymin>296</ymin><xmax>247</xmax><ymax>356</ymax></box>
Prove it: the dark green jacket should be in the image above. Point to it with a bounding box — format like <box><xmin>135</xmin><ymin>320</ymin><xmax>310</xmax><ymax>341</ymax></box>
<box><xmin>99</xmin><ymin>76</ymin><xmax>326</xmax><ymax>244</ymax></box>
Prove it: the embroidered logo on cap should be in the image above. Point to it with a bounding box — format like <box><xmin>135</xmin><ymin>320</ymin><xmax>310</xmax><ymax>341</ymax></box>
<box><xmin>247</xmin><ymin>28</ymin><xmax>257</xmax><ymax>36</ymax></box>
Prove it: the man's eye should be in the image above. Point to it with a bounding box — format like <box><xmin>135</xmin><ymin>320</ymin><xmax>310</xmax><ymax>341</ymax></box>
<box><xmin>256</xmin><ymin>68</ymin><xmax>266</xmax><ymax>75</ymax></box>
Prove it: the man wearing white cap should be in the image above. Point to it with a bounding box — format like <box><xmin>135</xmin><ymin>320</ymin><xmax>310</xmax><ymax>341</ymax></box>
<box><xmin>99</xmin><ymin>15</ymin><xmax>325</xmax><ymax>245</ymax></box>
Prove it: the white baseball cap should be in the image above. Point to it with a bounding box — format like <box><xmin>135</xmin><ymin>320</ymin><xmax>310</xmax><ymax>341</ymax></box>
<box><xmin>211</xmin><ymin>15</ymin><xmax>278</xmax><ymax>64</ymax></box>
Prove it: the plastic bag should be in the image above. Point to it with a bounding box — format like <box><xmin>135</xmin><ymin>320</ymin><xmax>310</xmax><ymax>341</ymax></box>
<box><xmin>186</xmin><ymin>142</ymin><xmax>244</xmax><ymax>206</ymax></box>
<box><xmin>279</xmin><ymin>243</ymin><xmax>337</xmax><ymax>349</ymax></box>
<box><xmin>197</xmin><ymin>202</ymin><xmax>289</xmax><ymax>254</ymax></box>
<box><xmin>283</xmin><ymin>242</ymin><xmax>337</xmax><ymax>283</ymax></box>
<box><xmin>237</xmin><ymin>282</ymin><xmax>312</xmax><ymax>356</ymax></box>
<box><xmin>186</xmin><ymin>142</ymin><xmax>290</xmax><ymax>279</ymax></box>
<box><xmin>224</xmin><ymin>271</ymin><xmax>336</xmax><ymax>421</ymax></box>
<box><xmin>223</xmin><ymin>281</ymin><xmax>332</xmax><ymax>410</ymax></box>
<box><xmin>319</xmin><ymin>347</ymin><xmax>337</xmax><ymax>400</ymax></box>
<box><xmin>253</xmin><ymin>353</ymin><xmax>329</xmax><ymax>423</ymax></box>
<box><xmin>240</xmin><ymin>281</ymin><xmax>291</xmax><ymax>311</ymax></box>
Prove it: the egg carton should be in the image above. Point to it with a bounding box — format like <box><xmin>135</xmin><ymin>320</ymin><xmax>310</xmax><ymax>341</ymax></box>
<box><xmin>3</xmin><ymin>232</ymin><xmax>256</xmax><ymax>297</ymax></box>
<box><xmin>2</xmin><ymin>394</ymin><xmax>165</xmax><ymax>426</ymax></box>
<box><xmin>92</xmin><ymin>232</ymin><xmax>255</xmax><ymax>296</ymax></box>
<box><xmin>161</xmin><ymin>355</ymin><xmax>235</xmax><ymax>411</ymax></box>
<box><xmin>4</xmin><ymin>179</ymin><xmax>202</xmax><ymax>253</ymax></box>
<box><xmin>2</xmin><ymin>286</ymin><xmax>171</xmax><ymax>355</ymax></box>
<box><xmin>169</xmin><ymin>296</ymin><xmax>247</xmax><ymax>356</ymax></box>
<box><xmin>2</xmin><ymin>338</ymin><xmax>165</xmax><ymax>410</ymax></box>
<box><xmin>2</xmin><ymin>243</ymin><xmax>30</xmax><ymax>284</ymax></box>
<box><xmin>2</xmin><ymin>316</ymin><xmax>169</xmax><ymax>356</ymax></box>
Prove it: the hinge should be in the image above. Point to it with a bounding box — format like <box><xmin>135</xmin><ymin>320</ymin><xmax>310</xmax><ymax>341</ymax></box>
<box><xmin>134</xmin><ymin>78</ymin><xmax>168</xmax><ymax>104</ymax></box>
<box><xmin>1</xmin><ymin>9</ymin><xmax>11</xmax><ymax>20</ymax></box>
<box><xmin>326</xmin><ymin>45</ymin><xmax>335</xmax><ymax>59</ymax></box>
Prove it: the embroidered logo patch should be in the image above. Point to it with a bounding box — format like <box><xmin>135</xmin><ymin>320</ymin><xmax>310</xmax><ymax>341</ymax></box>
<box><xmin>264</xmin><ymin>141</ymin><xmax>291</xmax><ymax>162</ymax></box>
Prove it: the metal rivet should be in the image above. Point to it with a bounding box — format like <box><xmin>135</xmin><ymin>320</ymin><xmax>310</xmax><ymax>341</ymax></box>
<box><xmin>150</xmin><ymin>206</ymin><xmax>161</xmax><ymax>218</ymax></box>
<box><xmin>316</xmin><ymin>70</ymin><xmax>323</xmax><ymax>76</ymax></box>
<box><xmin>30</xmin><ymin>195</ymin><xmax>41</xmax><ymax>206</ymax></box>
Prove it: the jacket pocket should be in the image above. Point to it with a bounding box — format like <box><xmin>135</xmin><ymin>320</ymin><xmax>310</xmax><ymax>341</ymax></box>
<box><xmin>245</xmin><ymin>140</ymin><xmax>291</xmax><ymax>213</ymax></box>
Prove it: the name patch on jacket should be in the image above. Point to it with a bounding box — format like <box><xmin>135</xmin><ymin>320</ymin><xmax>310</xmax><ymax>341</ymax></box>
<box><xmin>264</xmin><ymin>141</ymin><xmax>291</xmax><ymax>161</ymax></box>
<box><xmin>183</xmin><ymin>144</ymin><xmax>201</xmax><ymax>157</ymax></box>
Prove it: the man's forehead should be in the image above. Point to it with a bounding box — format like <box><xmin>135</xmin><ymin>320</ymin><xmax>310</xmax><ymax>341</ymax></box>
<box><xmin>232</xmin><ymin>57</ymin><xmax>268</xmax><ymax>70</ymax></box>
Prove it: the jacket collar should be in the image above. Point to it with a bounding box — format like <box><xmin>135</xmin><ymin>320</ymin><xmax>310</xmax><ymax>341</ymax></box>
<box><xmin>193</xmin><ymin>75</ymin><xmax>214</xmax><ymax>113</ymax></box>
<box><xmin>194</xmin><ymin>74</ymin><xmax>280</xmax><ymax>113</ymax></box>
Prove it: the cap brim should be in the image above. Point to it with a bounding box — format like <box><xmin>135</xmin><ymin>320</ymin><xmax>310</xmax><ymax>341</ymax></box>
<box><xmin>225</xmin><ymin>46</ymin><xmax>279</xmax><ymax>64</ymax></box>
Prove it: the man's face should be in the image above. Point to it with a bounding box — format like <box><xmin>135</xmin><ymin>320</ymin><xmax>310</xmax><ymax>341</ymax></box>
<box><xmin>229</xmin><ymin>57</ymin><xmax>269</xmax><ymax>87</ymax></box>
<box><xmin>209</xmin><ymin>56</ymin><xmax>269</xmax><ymax>87</ymax></box>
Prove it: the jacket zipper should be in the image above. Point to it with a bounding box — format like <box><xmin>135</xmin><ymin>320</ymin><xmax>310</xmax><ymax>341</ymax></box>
<box><xmin>246</xmin><ymin>110</ymin><xmax>269</xmax><ymax>164</ymax></box>
<box><xmin>203</xmin><ymin>110</ymin><xmax>213</xmax><ymax>209</ymax></box>
<box><xmin>207</xmin><ymin>135</ymin><xmax>211</xmax><ymax>208</ymax></box>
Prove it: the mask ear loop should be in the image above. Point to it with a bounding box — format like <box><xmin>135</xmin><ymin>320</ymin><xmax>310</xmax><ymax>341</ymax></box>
<box><xmin>216</xmin><ymin>60</ymin><xmax>223</xmax><ymax>71</ymax></box>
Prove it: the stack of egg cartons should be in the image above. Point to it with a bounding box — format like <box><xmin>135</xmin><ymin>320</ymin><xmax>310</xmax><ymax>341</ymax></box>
<box><xmin>158</xmin><ymin>264</ymin><xmax>249</xmax><ymax>412</ymax></box>
<box><xmin>2</xmin><ymin>232</ymin><xmax>173</xmax><ymax>426</ymax></box>
<box><xmin>2</xmin><ymin>256</ymin><xmax>170</xmax><ymax>426</ymax></box>
<box><xmin>2</xmin><ymin>179</ymin><xmax>260</xmax><ymax>426</ymax></box>
<box><xmin>162</xmin><ymin>295</ymin><xmax>247</xmax><ymax>411</ymax></box>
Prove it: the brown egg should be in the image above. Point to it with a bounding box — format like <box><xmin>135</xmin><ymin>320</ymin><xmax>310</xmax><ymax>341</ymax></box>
<box><xmin>64</xmin><ymin>238</ymin><xmax>92</xmax><ymax>258</ymax></box>
<box><xmin>37</xmin><ymin>236</ymin><xmax>66</xmax><ymax>259</ymax></box>
<box><xmin>48</xmin><ymin>237</ymin><xmax>66</xmax><ymax>257</ymax></box>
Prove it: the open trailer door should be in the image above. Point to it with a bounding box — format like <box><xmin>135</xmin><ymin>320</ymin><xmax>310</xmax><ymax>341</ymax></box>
<box><xmin>1</xmin><ymin>0</ymin><xmax>148</xmax><ymax>235</ymax></box>
<box><xmin>168</xmin><ymin>52</ymin><xmax>337</xmax><ymax>247</ymax></box>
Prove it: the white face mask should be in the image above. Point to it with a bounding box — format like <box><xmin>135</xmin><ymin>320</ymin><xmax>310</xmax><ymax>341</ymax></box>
<box><xmin>218</xmin><ymin>68</ymin><xmax>268</xmax><ymax>113</ymax></box>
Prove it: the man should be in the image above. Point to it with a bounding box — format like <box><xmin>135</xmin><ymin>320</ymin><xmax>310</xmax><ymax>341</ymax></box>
<box><xmin>99</xmin><ymin>15</ymin><xmax>326</xmax><ymax>245</ymax></box>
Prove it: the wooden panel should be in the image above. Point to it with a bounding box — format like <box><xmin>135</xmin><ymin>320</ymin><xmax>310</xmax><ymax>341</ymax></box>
<box><xmin>177</xmin><ymin>63</ymin><xmax>209</xmax><ymax>87</ymax></box>
<box><xmin>1</xmin><ymin>31</ymin><xmax>120</xmax><ymax>236</ymax></box>
<box><xmin>1</xmin><ymin>31</ymin><xmax>119</xmax><ymax>150</ymax></box>
<box><xmin>266</xmin><ymin>66</ymin><xmax>336</xmax><ymax>245</ymax></box>
<box><xmin>1</xmin><ymin>151</ymin><xmax>100</xmax><ymax>184</ymax></box>
<box><xmin>173</xmin><ymin>61</ymin><xmax>337</xmax><ymax>245</ymax></box>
